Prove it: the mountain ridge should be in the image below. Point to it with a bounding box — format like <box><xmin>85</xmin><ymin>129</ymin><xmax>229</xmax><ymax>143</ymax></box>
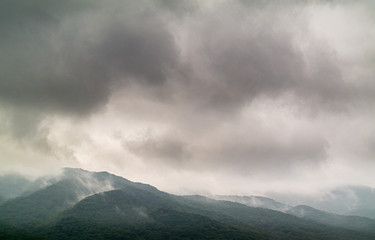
<box><xmin>1</xmin><ymin>168</ymin><xmax>375</xmax><ymax>240</ymax></box>
<box><xmin>287</xmin><ymin>205</ymin><xmax>375</xmax><ymax>233</ymax></box>
<box><xmin>210</xmin><ymin>195</ymin><xmax>290</xmax><ymax>212</ymax></box>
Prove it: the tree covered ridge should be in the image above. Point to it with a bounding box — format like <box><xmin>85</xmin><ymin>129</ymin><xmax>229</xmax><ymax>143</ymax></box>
<box><xmin>0</xmin><ymin>168</ymin><xmax>374</xmax><ymax>240</ymax></box>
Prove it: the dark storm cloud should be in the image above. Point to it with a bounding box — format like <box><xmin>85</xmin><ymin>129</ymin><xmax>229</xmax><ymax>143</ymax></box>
<box><xmin>97</xmin><ymin>16</ymin><xmax>177</xmax><ymax>86</ymax></box>
<box><xmin>0</xmin><ymin>0</ymin><xmax>178</xmax><ymax>115</ymax></box>
<box><xmin>0</xmin><ymin>0</ymin><xmax>355</xmax><ymax>118</ymax></box>
<box><xmin>175</xmin><ymin>2</ymin><xmax>353</xmax><ymax>115</ymax></box>
<box><xmin>0</xmin><ymin>0</ymin><xmax>182</xmax><ymax>146</ymax></box>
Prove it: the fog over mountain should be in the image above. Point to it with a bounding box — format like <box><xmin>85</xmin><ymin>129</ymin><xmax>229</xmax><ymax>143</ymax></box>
<box><xmin>1</xmin><ymin>168</ymin><xmax>375</xmax><ymax>240</ymax></box>
<box><xmin>268</xmin><ymin>185</ymin><xmax>375</xmax><ymax>219</ymax></box>
<box><xmin>1</xmin><ymin>0</ymin><xmax>375</xmax><ymax>197</ymax></box>
<box><xmin>211</xmin><ymin>195</ymin><xmax>290</xmax><ymax>212</ymax></box>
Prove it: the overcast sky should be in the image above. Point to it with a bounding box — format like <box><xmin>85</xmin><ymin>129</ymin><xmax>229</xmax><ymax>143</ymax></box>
<box><xmin>1</xmin><ymin>0</ymin><xmax>375</xmax><ymax>196</ymax></box>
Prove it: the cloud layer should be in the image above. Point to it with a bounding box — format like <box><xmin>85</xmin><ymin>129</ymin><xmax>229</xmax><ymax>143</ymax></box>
<box><xmin>1</xmin><ymin>0</ymin><xmax>374</xmax><ymax>195</ymax></box>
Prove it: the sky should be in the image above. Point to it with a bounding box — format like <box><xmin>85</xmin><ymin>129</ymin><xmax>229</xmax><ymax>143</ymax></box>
<box><xmin>1</xmin><ymin>0</ymin><xmax>375</xmax><ymax>196</ymax></box>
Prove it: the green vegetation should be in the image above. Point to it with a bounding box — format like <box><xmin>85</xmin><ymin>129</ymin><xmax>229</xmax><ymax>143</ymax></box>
<box><xmin>287</xmin><ymin>205</ymin><xmax>375</xmax><ymax>233</ymax></box>
<box><xmin>1</xmin><ymin>168</ymin><xmax>375</xmax><ymax>240</ymax></box>
<box><xmin>47</xmin><ymin>209</ymin><xmax>263</xmax><ymax>240</ymax></box>
<box><xmin>0</xmin><ymin>221</ymin><xmax>46</xmax><ymax>240</ymax></box>
<box><xmin>0</xmin><ymin>179</ymin><xmax>90</xmax><ymax>229</ymax></box>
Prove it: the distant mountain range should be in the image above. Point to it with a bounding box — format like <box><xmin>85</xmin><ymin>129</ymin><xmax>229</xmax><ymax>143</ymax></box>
<box><xmin>287</xmin><ymin>205</ymin><xmax>375</xmax><ymax>234</ymax></box>
<box><xmin>266</xmin><ymin>185</ymin><xmax>375</xmax><ymax>219</ymax></box>
<box><xmin>1</xmin><ymin>168</ymin><xmax>375</xmax><ymax>240</ymax></box>
<box><xmin>0</xmin><ymin>174</ymin><xmax>56</xmax><ymax>201</ymax></box>
<box><xmin>210</xmin><ymin>193</ymin><xmax>375</xmax><ymax>235</ymax></box>
<box><xmin>311</xmin><ymin>186</ymin><xmax>375</xmax><ymax>219</ymax></box>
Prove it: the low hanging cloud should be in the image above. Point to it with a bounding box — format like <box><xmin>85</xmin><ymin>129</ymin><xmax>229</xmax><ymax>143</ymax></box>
<box><xmin>1</xmin><ymin>0</ymin><xmax>375</xmax><ymax>193</ymax></box>
<box><xmin>122</xmin><ymin>121</ymin><xmax>328</xmax><ymax>175</ymax></box>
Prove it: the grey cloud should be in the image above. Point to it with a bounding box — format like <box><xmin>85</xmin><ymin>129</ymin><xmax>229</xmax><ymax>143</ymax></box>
<box><xmin>177</xmin><ymin>3</ymin><xmax>352</xmax><ymax>115</ymax></box>
<box><xmin>0</xmin><ymin>105</ymin><xmax>50</xmax><ymax>152</ymax></box>
<box><xmin>124</xmin><ymin>134</ymin><xmax>192</xmax><ymax>166</ymax></box>
<box><xmin>0</xmin><ymin>0</ymin><xmax>181</xmax><ymax>151</ymax></box>
<box><xmin>1</xmin><ymin>0</ymin><xmax>375</xmax><ymax>192</ymax></box>
<box><xmin>97</xmin><ymin>16</ymin><xmax>178</xmax><ymax>86</ymax></box>
<box><xmin>123</xmin><ymin>129</ymin><xmax>327</xmax><ymax>175</ymax></box>
<box><xmin>7</xmin><ymin>110</ymin><xmax>42</xmax><ymax>140</ymax></box>
<box><xmin>0</xmin><ymin>0</ymin><xmax>178</xmax><ymax>115</ymax></box>
<box><xmin>0</xmin><ymin>0</ymin><xmax>364</xmax><ymax>123</ymax></box>
<box><xmin>206</xmin><ymin>135</ymin><xmax>328</xmax><ymax>174</ymax></box>
<box><xmin>0</xmin><ymin>0</ymin><xmax>356</xmax><ymax>119</ymax></box>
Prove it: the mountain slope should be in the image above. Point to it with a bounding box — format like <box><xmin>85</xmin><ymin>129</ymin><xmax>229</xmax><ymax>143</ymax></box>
<box><xmin>287</xmin><ymin>205</ymin><xmax>375</xmax><ymax>233</ymax></box>
<box><xmin>0</xmin><ymin>221</ymin><xmax>45</xmax><ymax>240</ymax></box>
<box><xmin>48</xmin><ymin>187</ymin><xmax>265</xmax><ymax>240</ymax></box>
<box><xmin>0</xmin><ymin>179</ymin><xmax>92</xmax><ymax>228</ymax></box>
<box><xmin>0</xmin><ymin>174</ymin><xmax>53</xmax><ymax>201</ymax></box>
<box><xmin>318</xmin><ymin>186</ymin><xmax>375</xmax><ymax>219</ymax></box>
<box><xmin>0</xmin><ymin>168</ymin><xmax>185</xmax><ymax>229</ymax></box>
<box><xmin>51</xmin><ymin>183</ymin><xmax>375</xmax><ymax>240</ymax></box>
<box><xmin>211</xmin><ymin>195</ymin><xmax>290</xmax><ymax>212</ymax></box>
<box><xmin>178</xmin><ymin>195</ymin><xmax>375</xmax><ymax>240</ymax></box>
<box><xmin>0</xmin><ymin>168</ymin><xmax>134</xmax><ymax>229</ymax></box>
<box><xmin>270</xmin><ymin>186</ymin><xmax>375</xmax><ymax>219</ymax></box>
<box><xmin>1</xmin><ymin>168</ymin><xmax>375</xmax><ymax>240</ymax></box>
<box><xmin>0</xmin><ymin>174</ymin><xmax>33</xmax><ymax>200</ymax></box>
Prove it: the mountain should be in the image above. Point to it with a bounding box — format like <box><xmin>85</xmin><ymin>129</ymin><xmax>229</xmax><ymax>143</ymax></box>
<box><xmin>0</xmin><ymin>174</ymin><xmax>32</xmax><ymax>200</ymax></box>
<box><xmin>178</xmin><ymin>195</ymin><xmax>375</xmax><ymax>240</ymax></box>
<box><xmin>0</xmin><ymin>169</ymin><xmax>265</xmax><ymax>239</ymax></box>
<box><xmin>0</xmin><ymin>174</ymin><xmax>55</xmax><ymax>201</ymax></box>
<box><xmin>1</xmin><ymin>168</ymin><xmax>375</xmax><ymax>240</ymax></box>
<box><xmin>0</xmin><ymin>220</ymin><xmax>46</xmax><ymax>240</ymax></box>
<box><xmin>314</xmin><ymin>186</ymin><xmax>375</xmax><ymax>219</ymax></box>
<box><xmin>0</xmin><ymin>168</ymin><xmax>133</xmax><ymax>229</ymax></box>
<box><xmin>211</xmin><ymin>195</ymin><xmax>290</xmax><ymax>212</ymax></box>
<box><xmin>270</xmin><ymin>185</ymin><xmax>375</xmax><ymax>219</ymax></box>
<box><xmin>48</xmin><ymin>187</ymin><xmax>265</xmax><ymax>240</ymax></box>
<box><xmin>48</xmin><ymin>186</ymin><xmax>375</xmax><ymax>240</ymax></box>
<box><xmin>287</xmin><ymin>205</ymin><xmax>375</xmax><ymax>233</ymax></box>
